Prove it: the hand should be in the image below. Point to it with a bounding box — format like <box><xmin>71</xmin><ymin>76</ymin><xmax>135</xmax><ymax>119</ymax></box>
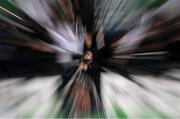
<box><xmin>79</xmin><ymin>63</ymin><xmax>88</xmax><ymax>71</ymax></box>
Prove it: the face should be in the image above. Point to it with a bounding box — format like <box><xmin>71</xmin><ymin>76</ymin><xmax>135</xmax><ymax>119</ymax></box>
<box><xmin>84</xmin><ymin>51</ymin><xmax>93</xmax><ymax>63</ymax></box>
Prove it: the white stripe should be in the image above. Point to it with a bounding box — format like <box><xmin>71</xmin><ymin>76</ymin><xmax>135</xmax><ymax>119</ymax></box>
<box><xmin>0</xmin><ymin>6</ymin><xmax>23</xmax><ymax>20</ymax></box>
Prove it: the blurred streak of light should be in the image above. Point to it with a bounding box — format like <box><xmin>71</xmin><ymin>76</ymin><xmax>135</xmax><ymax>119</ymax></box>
<box><xmin>155</xmin><ymin>0</ymin><xmax>180</xmax><ymax>20</ymax></box>
<box><xmin>111</xmin><ymin>26</ymin><xmax>149</xmax><ymax>56</ymax></box>
<box><xmin>94</xmin><ymin>0</ymin><xmax>174</xmax><ymax>32</ymax></box>
<box><xmin>101</xmin><ymin>70</ymin><xmax>180</xmax><ymax>118</ymax></box>
<box><xmin>45</xmin><ymin>26</ymin><xmax>83</xmax><ymax>55</ymax></box>
<box><xmin>132</xmin><ymin>51</ymin><xmax>167</xmax><ymax>56</ymax></box>
<box><xmin>0</xmin><ymin>15</ymin><xmax>33</xmax><ymax>33</ymax></box>
<box><xmin>96</xmin><ymin>28</ymin><xmax>105</xmax><ymax>50</ymax></box>
<box><xmin>0</xmin><ymin>6</ymin><xmax>23</xmax><ymax>20</ymax></box>
<box><xmin>0</xmin><ymin>76</ymin><xmax>61</xmax><ymax>118</ymax></box>
<box><xmin>95</xmin><ymin>0</ymin><xmax>146</xmax><ymax>31</ymax></box>
<box><xmin>0</xmin><ymin>0</ymin><xmax>179</xmax><ymax>118</ymax></box>
<box><xmin>13</xmin><ymin>0</ymin><xmax>84</xmax><ymax>61</ymax></box>
<box><xmin>111</xmin><ymin>51</ymin><xmax>168</xmax><ymax>60</ymax></box>
<box><xmin>164</xmin><ymin>69</ymin><xmax>180</xmax><ymax>79</ymax></box>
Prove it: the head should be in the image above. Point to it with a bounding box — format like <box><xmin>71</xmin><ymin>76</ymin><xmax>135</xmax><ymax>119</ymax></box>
<box><xmin>83</xmin><ymin>51</ymin><xmax>93</xmax><ymax>64</ymax></box>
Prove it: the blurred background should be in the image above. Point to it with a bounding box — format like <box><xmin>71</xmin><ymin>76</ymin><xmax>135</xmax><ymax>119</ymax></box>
<box><xmin>0</xmin><ymin>0</ymin><xmax>180</xmax><ymax>118</ymax></box>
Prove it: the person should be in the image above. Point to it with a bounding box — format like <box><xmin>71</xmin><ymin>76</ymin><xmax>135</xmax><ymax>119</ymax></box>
<box><xmin>57</xmin><ymin>30</ymin><xmax>105</xmax><ymax>117</ymax></box>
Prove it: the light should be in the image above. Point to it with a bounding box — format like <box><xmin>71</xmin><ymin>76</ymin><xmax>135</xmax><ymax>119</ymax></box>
<box><xmin>0</xmin><ymin>6</ymin><xmax>23</xmax><ymax>20</ymax></box>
